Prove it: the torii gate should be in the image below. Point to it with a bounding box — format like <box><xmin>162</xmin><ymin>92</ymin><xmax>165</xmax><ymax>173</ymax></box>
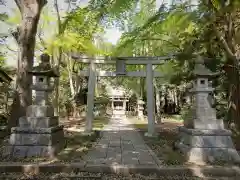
<box><xmin>72</xmin><ymin>55</ymin><xmax>174</xmax><ymax>136</ymax></box>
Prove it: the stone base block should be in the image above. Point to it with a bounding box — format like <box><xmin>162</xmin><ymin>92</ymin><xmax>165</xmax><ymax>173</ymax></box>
<box><xmin>19</xmin><ymin>116</ymin><xmax>59</xmax><ymax>128</ymax></box>
<box><xmin>7</xmin><ymin>142</ymin><xmax>65</xmax><ymax>158</ymax></box>
<box><xmin>176</xmin><ymin>127</ymin><xmax>240</xmax><ymax>164</ymax></box>
<box><xmin>193</xmin><ymin>119</ymin><xmax>225</xmax><ymax>130</ymax></box>
<box><xmin>9</xmin><ymin>126</ymin><xmax>64</xmax><ymax>146</ymax></box>
<box><xmin>177</xmin><ymin>143</ymin><xmax>240</xmax><ymax>164</ymax></box>
<box><xmin>27</xmin><ymin>105</ymin><xmax>54</xmax><ymax>117</ymax></box>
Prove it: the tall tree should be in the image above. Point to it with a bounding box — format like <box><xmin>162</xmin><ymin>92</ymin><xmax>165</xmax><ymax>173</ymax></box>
<box><xmin>12</xmin><ymin>0</ymin><xmax>47</xmax><ymax>119</ymax></box>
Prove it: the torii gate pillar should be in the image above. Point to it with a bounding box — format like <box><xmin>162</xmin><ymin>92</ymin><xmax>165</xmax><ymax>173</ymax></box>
<box><xmin>85</xmin><ymin>60</ymin><xmax>96</xmax><ymax>133</ymax></box>
<box><xmin>145</xmin><ymin>63</ymin><xmax>156</xmax><ymax>136</ymax></box>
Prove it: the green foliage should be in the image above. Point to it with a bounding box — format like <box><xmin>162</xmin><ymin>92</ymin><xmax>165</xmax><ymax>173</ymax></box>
<box><xmin>2</xmin><ymin>0</ymin><xmax>236</xmax><ymax>126</ymax></box>
<box><xmin>0</xmin><ymin>13</ymin><xmax>7</xmax><ymax>21</ymax></box>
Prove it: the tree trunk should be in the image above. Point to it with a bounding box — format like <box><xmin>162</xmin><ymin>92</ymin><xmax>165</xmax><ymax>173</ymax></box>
<box><xmin>66</xmin><ymin>54</ymin><xmax>75</xmax><ymax>97</ymax></box>
<box><xmin>222</xmin><ymin>56</ymin><xmax>240</xmax><ymax>150</ymax></box>
<box><xmin>225</xmin><ymin>58</ymin><xmax>240</xmax><ymax>135</ymax></box>
<box><xmin>10</xmin><ymin>0</ymin><xmax>47</xmax><ymax>125</ymax></box>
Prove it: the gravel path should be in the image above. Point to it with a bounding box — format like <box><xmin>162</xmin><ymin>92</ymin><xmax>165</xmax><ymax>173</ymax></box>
<box><xmin>0</xmin><ymin>172</ymin><xmax>220</xmax><ymax>180</ymax></box>
<box><xmin>1</xmin><ymin>172</ymin><xmax>237</xmax><ymax>180</ymax></box>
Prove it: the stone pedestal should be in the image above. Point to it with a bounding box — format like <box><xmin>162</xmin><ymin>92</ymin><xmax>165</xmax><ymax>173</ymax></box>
<box><xmin>8</xmin><ymin>54</ymin><xmax>65</xmax><ymax>158</ymax></box>
<box><xmin>177</xmin><ymin>127</ymin><xmax>240</xmax><ymax>163</ymax></box>
<box><xmin>9</xmin><ymin>125</ymin><xmax>64</xmax><ymax>158</ymax></box>
<box><xmin>176</xmin><ymin>56</ymin><xmax>240</xmax><ymax>164</ymax></box>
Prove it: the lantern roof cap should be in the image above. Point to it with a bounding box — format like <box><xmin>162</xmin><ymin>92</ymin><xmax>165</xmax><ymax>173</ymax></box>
<box><xmin>193</xmin><ymin>56</ymin><xmax>215</xmax><ymax>77</ymax></box>
<box><xmin>28</xmin><ymin>54</ymin><xmax>59</xmax><ymax>77</ymax></box>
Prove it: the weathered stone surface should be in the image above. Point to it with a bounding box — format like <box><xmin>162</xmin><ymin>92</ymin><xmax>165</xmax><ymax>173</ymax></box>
<box><xmin>19</xmin><ymin>116</ymin><xmax>59</xmax><ymax>128</ymax></box>
<box><xmin>31</xmin><ymin>84</ymin><xmax>54</xmax><ymax>91</ymax></box>
<box><xmin>34</xmin><ymin>91</ymin><xmax>49</xmax><ymax>106</ymax></box>
<box><xmin>179</xmin><ymin>126</ymin><xmax>232</xmax><ymax>136</ymax></box>
<box><xmin>105</xmin><ymin>154</ymin><xmax>122</xmax><ymax>165</ymax></box>
<box><xmin>109</xmin><ymin>140</ymin><xmax>121</xmax><ymax>147</ymax></box>
<box><xmin>179</xmin><ymin>134</ymin><xmax>235</xmax><ymax>148</ymax></box>
<box><xmin>138</xmin><ymin>154</ymin><xmax>155</xmax><ymax>163</ymax></box>
<box><xmin>26</xmin><ymin>105</ymin><xmax>54</xmax><ymax>117</ymax></box>
<box><xmin>9</xmin><ymin>129</ymin><xmax>64</xmax><ymax>145</ymax></box>
<box><xmin>122</xmin><ymin>153</ymin><xmax>139</xmax><ymax>165</ymax></box>
<box><xmin>11</xmin><ymin>125</ymin><xmax>63</xmax><ymax>134</ymax></box>
<box><xmin>133</xmin><ymin>144</ymin><xmax>149</xmax><ymax>151</ymax></box>
<box><xmin>177</xmin><ymin>57</ymin><xmax>240</xmax><ymax>164</ymax></box>
<box><xmin>187</xmin><ymin>147</ymin><xmax>209</xmax><ymax>163</ymax></box>
<box><xmin>194</xmin><ymin>118</ymin><xmax>224</xmax><ymax>129</ymax></box>
<box><xmin>26</xmin><ymin>146</ymin><xmax>43</xmax><ymax>157</ymax></box>
<box><xmin>9</xmin><ymin>143</ymin><xmax>65</xmax><ymax>158</ymax></box>
<box><xmin>122</xmin><ymin>141</ymin><xmax>134</xmax><ymax>151</ymax></box>
<box><xmin>183</xmin><ymin>146</ymin><xmax>240</xmax><ymax>164</ymax></box>
<box><xmin>177</xmin><ymin>130</ymin><xmax>240</xmax><ymax>163</ymax></box>
<box><xmin>12</xmin><ymin>146</ymin><xmax>28</xmax><ymax>158</ymax></box>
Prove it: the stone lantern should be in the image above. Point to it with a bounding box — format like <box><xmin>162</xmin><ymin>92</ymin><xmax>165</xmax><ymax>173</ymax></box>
<box><xmin>9</xmin><ymin>54</ymin><xmax>65</xmax><ymax>158</ymax></box>
<box><xmin>137</xmin><ymin>99</ymin><xmax>145</xmax><ymax>120</ymax></box>
<box><xmin>176</xmin><ymin>56</ymin><xmax>240</xmax><ymax>164</ymax></box>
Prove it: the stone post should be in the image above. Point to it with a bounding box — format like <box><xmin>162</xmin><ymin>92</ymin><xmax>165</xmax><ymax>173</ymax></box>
<box><xmin>137</xmin><ymin>99</ymin><xmax>145</xmax><ymax>120</ymax></box>
<box><xmin>111</xmin><ymin>99</ymin><xmax>114</xmax><ymax>109</ymax></box>
<box><xmin>8</xmin><ymin>54</ymin><xmax>65</xmax><ymax>158</ymax></box>
<box><xmin>145</xmin><ymin>63</ymin><xmax>155</xmax><ymax>136</ymax></box>
<box><xmin>176</xmin><ymin>56</ymin><xmax>240</xmax><ymax>164</ymax></box>
<box><xmin>85</xmin><ymin>60</ymin><xmax>96</xmax><ymax>133</ymax></box>
<box><xmin>123</xmin><ymin>99</ymin><xmax>126</xmax><ymax>111</ymax></box>
<box><xmin>155</xmin><ymin>89</ymin><xmax>161</xmax><ymax>122</ymax></box>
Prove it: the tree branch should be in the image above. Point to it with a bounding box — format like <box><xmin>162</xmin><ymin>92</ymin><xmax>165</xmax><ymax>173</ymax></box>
<box><xmin>14</xmin><ymin>0</ymin><xmax>21</xmax><ymax>11</ymax></box>
<box><xmin>5</xmin><ymin>44</ymin><xmax>18</xmax><ymax>52</ymax></box>
<box><xmin>38</xmin><ymin>0</ymin><xmax>47</xmax><ymax>8</ymax></box>
<box><xmin>37</xmin><ymin>33</ymin><xmax>46</xmax><ymax>49</ymax></box>
<box><xmin>11</xmin><ymin>26</ymin><xmax>20</xmax><ymax>44</ymax></box>
<box><xmin>213</xmin><ymin>26</ymin><xmax>235</xmax><ymax>59</ymax></box>
<box><xmin>54</xmin><ymin>0</ymin><xmax>61</xmax><ymax>33</ymax></box>
<box><xmin>141</xmin><ymin>37</ymin><xmax>181</xmax><ymax>50</ymax></box>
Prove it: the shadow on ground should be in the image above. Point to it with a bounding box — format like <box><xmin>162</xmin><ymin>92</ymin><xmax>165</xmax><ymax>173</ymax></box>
<box><xmin>60</xmin><ymin>115</ymin><xmax>111</xmax><ymax>131</ymax></box>
<box><xmin>57</xmin><ymin>130</ymin><xmax>101</xmax><ymax>162</ymax></box>
<box><xmin>0</xmin><ymin>116</ymin><xmax>110</xmax><ymax>163</ymax></box>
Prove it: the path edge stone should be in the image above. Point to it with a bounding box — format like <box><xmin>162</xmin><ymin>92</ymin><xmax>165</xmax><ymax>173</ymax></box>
<box><xmin>0</xmin><ymin>163</ymin><xmax>239</xmax><ymax>177</ymax></box>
